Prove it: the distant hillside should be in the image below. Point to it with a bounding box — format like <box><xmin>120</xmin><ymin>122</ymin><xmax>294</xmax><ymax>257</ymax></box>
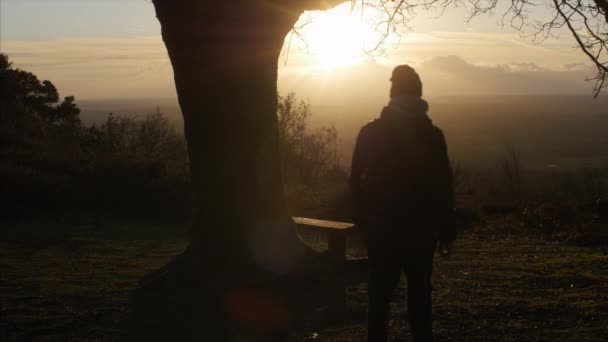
<box><xmin>79</xmin><ymin>98</ymin><xmax>182</xmax><ymax>127</ymax></box>
<box><xmin>310</xmin><ymin>95</ymin><xmax>608</xmax><ymax>169</ymax></box>
<box><xmin>79</xmin><ymin>95</ymin><xmax>608</xmax><ymax>170</ymax></box>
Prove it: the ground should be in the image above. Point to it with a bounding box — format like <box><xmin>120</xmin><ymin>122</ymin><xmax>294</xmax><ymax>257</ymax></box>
<box><xmin>2</xmin><ymin>219</ymin><xmax>608</xmax><ymax>341</ymax></box>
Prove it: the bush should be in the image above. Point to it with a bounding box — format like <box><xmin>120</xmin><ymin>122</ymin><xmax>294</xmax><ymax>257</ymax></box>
<box><xmin>75</xmin><ymin>110</ymin><xmax>190</xmax><ymax>220</ymax></box>
<box><xmin>1</xmin><ymin>54</ymin><xmax>347</xmax><ymax>222</ymax></box>
<box><xmin>277</xmin><ymin>93</ymin><xmax>348</xmax><ymax>217</ymax></box>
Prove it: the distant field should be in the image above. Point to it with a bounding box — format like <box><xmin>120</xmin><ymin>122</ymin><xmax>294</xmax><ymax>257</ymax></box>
<box><xmin>311</xmin><ymin>95</ymin><xmax>608</xmax><ymax>169</ymax></box>
<box><xmin>2</xmin><ymin>220</ymin><xmax>608</xmax><ymax>341</ymax></box>
<box><xmin>78</xmin><ymin>95</ymin><xmax>608</xmax><ymax>170</ymax></box>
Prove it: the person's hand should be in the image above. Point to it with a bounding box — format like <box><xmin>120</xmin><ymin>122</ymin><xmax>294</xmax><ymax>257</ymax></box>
<box><xmin>437</xmin><ymin>240</ymin><xmax>454</xmax><ymax>258</ymax></box>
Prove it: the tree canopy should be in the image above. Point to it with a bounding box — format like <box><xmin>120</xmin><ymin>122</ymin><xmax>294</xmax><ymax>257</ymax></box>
<box><xmin>0</xmin><ymin>53</ymin><xmax>81</xmax><ymax>140</ymax></box>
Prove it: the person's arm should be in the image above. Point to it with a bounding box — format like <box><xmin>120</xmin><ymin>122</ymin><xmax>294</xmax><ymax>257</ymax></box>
<box><xmin>350</xmin><ymin>125</ymin><xmax>371</xmax><ymax>227</ymax></box>
<box><xmin>434</xmin><ymin>128</ymin><xmax>457</xmax><ymax>243</ymax></box>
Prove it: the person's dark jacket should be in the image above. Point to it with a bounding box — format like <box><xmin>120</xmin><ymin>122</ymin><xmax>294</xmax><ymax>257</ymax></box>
<box><xmin>350</xmin><ymin>96</ymin><xmax>456</xmax><ymax>243</ymax></box>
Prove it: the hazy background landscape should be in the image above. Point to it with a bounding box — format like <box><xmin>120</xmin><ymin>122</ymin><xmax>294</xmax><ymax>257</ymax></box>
<box><xmin>78</xmin><ymin>95</ymin><xmax>608</xmax><ymax>170</ymax></box>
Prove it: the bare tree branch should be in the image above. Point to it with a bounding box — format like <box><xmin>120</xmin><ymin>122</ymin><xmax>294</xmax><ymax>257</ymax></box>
<box><xmin>553</xmin><ymin>0</ymin><xmax>608</xmax><ymax>95</ymax></box>
<box><xmin>360</xmin><ymin>0</ymin><xmax>608</xmax><ymax>96</ymax></box>
<box><xmin>286</xmin><ymin>0</ymin><xmax>607</xmax><ymax>95</ymax></box>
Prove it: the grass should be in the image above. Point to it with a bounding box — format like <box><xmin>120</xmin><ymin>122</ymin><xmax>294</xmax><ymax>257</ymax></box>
<box><xmin>2</xmin><ymin>220</ymin><xmax>608</xmax><ymax>341</ymax></box>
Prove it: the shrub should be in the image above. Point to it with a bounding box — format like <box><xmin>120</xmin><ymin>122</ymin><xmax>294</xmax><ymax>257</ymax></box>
<box><xmin>277</xmin><ymin>92</ymin><xmax>347</xmax><ymax>217</ymax></box>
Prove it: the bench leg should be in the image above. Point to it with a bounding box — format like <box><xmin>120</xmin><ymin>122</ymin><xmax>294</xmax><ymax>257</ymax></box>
<box><xmin>327</xmin><ymin>231</ymin><xmax>347</xmax><ymax>263</ymax></box>
<box><xmin>327</xmin><ymin>231</ymin><xmax>347</xmax><ymax>314</ymax></box>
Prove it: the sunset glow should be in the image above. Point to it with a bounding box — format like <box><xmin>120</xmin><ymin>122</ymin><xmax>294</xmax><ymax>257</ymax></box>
<box><xmin>293</xmin><ymin>5</ymin><xmax>385</xmax><ymax>70</ymax></box>
<box><xmin>3</xmin><ymin>1</ymin><xmax>594</xmax><ymax>98</ymax></box>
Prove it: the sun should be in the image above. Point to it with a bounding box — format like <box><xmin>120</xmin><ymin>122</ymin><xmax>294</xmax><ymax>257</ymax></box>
<box><xmin>293</xmin><ymin>4</ymin><xmax>383</xmax><ymax>71</ymax></box>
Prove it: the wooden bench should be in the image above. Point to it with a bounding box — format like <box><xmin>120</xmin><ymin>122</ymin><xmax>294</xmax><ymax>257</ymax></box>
<box><xmin>292</xmin><ymin>216</ymin><xmax>356</xmax><ymax>263</ymax></box>
<box><xmin>292</xmin><ymin>217</ymin><xmax>367</xmax><ymax>315</ymax></box>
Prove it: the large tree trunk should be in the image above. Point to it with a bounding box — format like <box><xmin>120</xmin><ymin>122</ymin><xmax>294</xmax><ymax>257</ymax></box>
<box><xmin>127</xmin><ymin>1</ymin><xmax>345</xmax><ymax>340</ymax></box>
<box><xmin>154</xmin><ymin>0</ymin><xmax>306</xmax><ymax>275</ymax></box>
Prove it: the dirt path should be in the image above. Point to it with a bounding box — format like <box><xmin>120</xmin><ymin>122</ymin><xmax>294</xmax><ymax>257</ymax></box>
<box><xmin>2</xmin><ymin>222</ymin><xmax>607</xmax><ymax>341</ymax></box>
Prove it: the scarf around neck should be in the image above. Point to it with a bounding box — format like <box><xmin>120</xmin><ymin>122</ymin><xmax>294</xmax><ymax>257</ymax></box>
<box><xmin>385</xmin><ymin>95</ymin><xmax>429</xmax><ymax>118</ymax></box>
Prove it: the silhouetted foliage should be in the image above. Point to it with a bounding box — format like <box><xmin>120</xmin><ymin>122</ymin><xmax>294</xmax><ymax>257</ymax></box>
<box><xmin>0</xmin><ymin>54</ymin><xmax>350</xmax><ymax>221</ymax></box>
<box><xmin>76</xmin><ymin>111</ymin><xmax>190</xmax><ymax>220</ymax></box>
<box><xmin>0</xmin><ymin>54</ymin><xmax>189</xmax><ymax>221</ymax></box>
<box><xmin>0</xmin><ymin>53</ymin><xmax>81</xmax><ymax>164</ymax></box>
<box><xmin>2</xmin><ymin>53</ymin><xmax>604</xmax><ymax>236</ymax></box>
<box><xmin>277</xmin><ymin>92</ymin><xmax>347</xmax><ymax>216</ymax></box>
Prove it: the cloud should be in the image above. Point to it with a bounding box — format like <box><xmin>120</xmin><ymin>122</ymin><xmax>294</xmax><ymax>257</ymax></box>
<box><xmin>562</xmin><ymin>63</ymin><xmax>588</xmax><ymax>71</ymax></box>
<box><xmin>278</xmin><ymin>55</ymin><xmax>598</xmax><ymax>106</ymax></box>
<box><xmin>509</xmin><ymin>63</ymin><xmax>546</xmax><ymax>72</ymax></box>
<box><xmin>418</xmin><ymin>55</ymin><xmax>596</xmax><ymax>96</ymax></box>
<box><xmin>4</xmin><ymin>36</ymin><xmax>175</xmax><ymax>99</ymax></box>
<box><xmin>388</xmin><ymin>31</ymin><xmax>586</xmax><ymax>69</ymax></box>
<box><xmin>3</xmin><ymin>34</ymin><xmax>600</xmax><ymax>101</ymax></box>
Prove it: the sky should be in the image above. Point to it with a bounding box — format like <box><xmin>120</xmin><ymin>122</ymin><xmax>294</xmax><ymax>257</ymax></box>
<box><xmin>0</xmin><ymin>0</ymin><xmax>599</xmax><ymax>102</ymax></box>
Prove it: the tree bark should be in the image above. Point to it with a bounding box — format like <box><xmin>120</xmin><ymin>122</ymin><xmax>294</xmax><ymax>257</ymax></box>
<box><xmin>153</xmin><ymin>0</ymin><xmax>314</xmax><ymax>268</ymax></box>
<box><xmin>126</xmin><ymin>1</ymin><xmax>317</xmax><ymax>340</ymax></box>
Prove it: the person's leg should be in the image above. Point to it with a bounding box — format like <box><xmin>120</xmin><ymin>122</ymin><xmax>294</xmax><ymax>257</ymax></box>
<box><xmin>367</xmin><ymin>255</ymin><xmax>402</xmax><ymax>342</ymax></box>
<box><xmin>404</xmin><ymin>240</ymin><xmax>435</xmax><ymax>342</ymax></box>
<box><xmin>406</xmin><ymin>270</ymin><xmax>433</xmax><ymax>341</ymax></box>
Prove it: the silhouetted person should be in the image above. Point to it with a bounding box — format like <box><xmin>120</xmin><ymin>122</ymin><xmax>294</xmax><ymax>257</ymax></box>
<box><xmin>350</xmin><ymin>65</ymin><xmax>456</xmax><ymax>342</ymax></box>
